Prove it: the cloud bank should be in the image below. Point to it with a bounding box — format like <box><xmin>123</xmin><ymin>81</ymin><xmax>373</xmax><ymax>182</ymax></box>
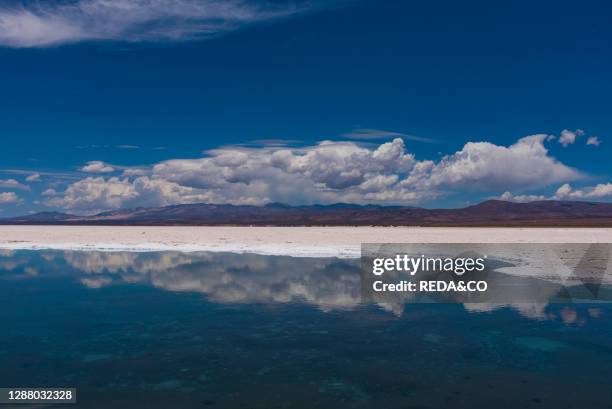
<box><xmin>554</xmin><ymin>183</ymin><xmax>612</xmax><ymax>200</ymax></box>
<box><xmin>0</xmin><ymin>0</ymin><xmax>309</xmax><ymax>48</ymax></box>
<box><xmin>45</xmin><ymin>133</ymin><xmax>588</xmax><ymax>212</ymax></box>
<box><xmin>501</xmin><ymin>183</ymin><xmax>612</xmax><ymax>203</ymax></box>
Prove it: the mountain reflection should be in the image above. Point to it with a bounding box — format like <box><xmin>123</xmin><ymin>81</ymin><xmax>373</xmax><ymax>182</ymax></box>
<box><xmin>0</xmin><ymin>250</ymin><xmax>608</xmax><ymax>322</ymax></box>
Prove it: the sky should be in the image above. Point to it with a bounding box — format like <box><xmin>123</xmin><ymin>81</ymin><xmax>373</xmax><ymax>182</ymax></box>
<box><xmin>0</xmin><ymin>0</ymin><xmax>611</xmax><ymax>216</ymax></box>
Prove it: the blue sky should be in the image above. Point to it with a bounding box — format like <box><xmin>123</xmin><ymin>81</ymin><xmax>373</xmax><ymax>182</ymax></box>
<box><xmin>0</xmin><ymin>0</ymin><xmax>611</xmax><ymax>215</ymax></box>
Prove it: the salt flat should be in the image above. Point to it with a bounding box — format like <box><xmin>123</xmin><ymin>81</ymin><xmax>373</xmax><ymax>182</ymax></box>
<box><xmin>1</xmin><ymin>225</ymin><xmax>612</xmax><ymax>258</ymax></box>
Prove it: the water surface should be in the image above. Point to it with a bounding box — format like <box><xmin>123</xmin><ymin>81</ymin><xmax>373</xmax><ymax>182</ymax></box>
<box><xmin>1</xmin><ymin>250</ymin><xmax>611</xmax><ymax>408</ymax></box>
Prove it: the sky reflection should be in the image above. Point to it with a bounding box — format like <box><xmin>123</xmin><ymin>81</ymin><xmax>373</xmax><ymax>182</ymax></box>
<box><xmin>1</xmin><ymin>250</ymin><xmax>611</xmax><ymax>408</ymax></box>
<box><xmin>0</xmin><ymin>250</ymin><xmax>609</xmax><ymax>323</ymax></box>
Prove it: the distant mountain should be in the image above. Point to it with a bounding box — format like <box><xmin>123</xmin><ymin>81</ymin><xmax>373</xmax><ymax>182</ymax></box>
<box><xmin>5</xmin><ymin>211</ymin><xmax>75</xmax><ymax>223</ymax></box>
<box><xmin>3</xmin><ymin>200</ymin><xmax>612</xmax><ymax>226</ymax></box>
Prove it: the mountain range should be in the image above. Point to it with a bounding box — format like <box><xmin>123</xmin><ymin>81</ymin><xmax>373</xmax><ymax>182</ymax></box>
<box><xmin>2</xmin><ymin>200</ymin><xmax>612</xmax><ymax>226</ymax></box>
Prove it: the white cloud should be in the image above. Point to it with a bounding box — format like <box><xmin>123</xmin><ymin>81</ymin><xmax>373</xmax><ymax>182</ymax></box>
<box><xmin>587</xmin><ymin>136</ymin><xmax>601</xmax><ymax>146</ymax></box>
<box><xmin>42</xmin><ymin>188</ymin><xmax>58</xmax><ymax>197</ymax></box>
<box><xmin>45</xmin><ymin>176</ymin><xmax>214</xmax><ymax>211</ymax></box>
<box><xmin>81</xmin><ymin>276</ymin><xmax>113</xmax><ymax>289</ymax></box>
<box><xmin>45</xmin><ymin>133</ymin><xmax>589</xmax><ymax>212</ymax></box>
<box><xmin>46</xmin><ymin>177</ymin><xmax>137</xmax><ymax>211</ymax></box>
<box><xmin>0</xmin><ymin>192</ymin><xmax>21</xmax><ymax>204</ymax></box>
<box><xmin>0</xmin><ymin>0</ymin><xmax>309</xmax><ymax>48</ymax></box>
<box><xmin>269</xmin><ymin>138</ymin><xmax>416</xmax><ymax>189</ymax></box>
<box><xmin>0</xmin><ymin>178</ymin><xmax>29</xmax><ymax>190</ymax></box>
<box><xmin>499</xmin><ymin>191</ymin><xmax>547</xmax><ymax>203</ymax></box>
<box><xmin>554</xmin><ymin>183</ymin><xmax>612</xmax><ymax>200</ymax></box>
<box><xmin>424</xmin><ymin>134</ymin><xmax>582</xmax><ymax>190</ymax></box>
<box><xmin>151</xmin><ymin>138</ymin><xmax>430</xmax><ymax>205</ymax></box>
<box><xmin>558</xmin><ymin>129</ymin><xmax>585</xmax><ymax>147</ymax></box>
<box><xmin>121</xmin><ymin>167</ymin><xmax>152</xmax><ymax>177</ymax></box>
<box><xmin>501</xmin><ymin>181</ymin><xmax>612</xmax><ymax>203</ymax></box>
<box><xmin>26</xmin><ymin>173</ymin><xmax>41</xmax><ymax>182</ymax></box>
<box><xmin>80</xmin><ymin>161</ymin><xmax>115</xmax><ymax>173</ymax></box>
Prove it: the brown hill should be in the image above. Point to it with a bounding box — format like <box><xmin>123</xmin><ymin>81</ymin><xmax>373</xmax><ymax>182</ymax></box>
<box><xmin>3</xmin><ymin>200</ymin><xmax>612</xmax><ymax>226</ymax></box>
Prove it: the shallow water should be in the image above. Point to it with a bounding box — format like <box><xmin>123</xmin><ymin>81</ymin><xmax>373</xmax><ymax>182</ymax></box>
<box><xmin>0</xmin><ymin>250</ymin><xmax>611</xmax><ymax>408</ymax></box>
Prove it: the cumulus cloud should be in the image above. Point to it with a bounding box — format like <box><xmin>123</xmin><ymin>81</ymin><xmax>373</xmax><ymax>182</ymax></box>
<box><xmin>501</xmin><ymin>181</ymin><xmax>612</xmax><ymax>203</ymax></box>
<box><xmin>587</xmin><ymin>136</ymin><xmax>601</xmax><ymax>146</ymax></box>
<box><xmin>42</xmin><ymin>188</ymin><xmax>58</xmax><ymax>197</ymax></box>
<box><xmin>424</xmin><ymin>135</ymin><xmax>582</xmax><ymax>190</ymax></box>
<box><xmin>45</xmin><ymin>176</ymin><xmax>214</xmax><ymax>211</ymax></box>
<box><xmin>269</xmin><ymin>139</ymin><xmax>416</xmax><ymax>189</ymax></box>
<box><xmin>558</xmin><ymin>129</ymin><xmax>585</xmax><ymax>147</ymax></box>
<box><xmin>0</xmin><ymin>0</ymin><xmax>309</xmax><ymax>48</ymax></box>
<box><xmin>152</xmin><ymin>138</ymin><xmax>430</xmax><ymax>205</ymax></box>
<box><xmin>554</xmin><ymin>183</ymin><xmax>612</xmax><ymax>200</ymax></box>
<box><xmin>80</xmin><ymin>161</ymin><xmax>115</xmax><ymax>173</ymax></box>
<box><xmin>44</xmin><ymin>133</ymin><xmax>589</xmax><ymax>212</ymax></box>
<box><xmin>26</xmin><ymin>173</ymin><xmax>41</xmax><ymax>182</ymax></box>
<box><xmin>499</xmin><ymin>191</ymin><xmax>547</xmax><ymax>203</ymax></box>
<box><xmin>46</xmin><ymin>177</ymin><xmax>136</xmax><ymax>210</ymax></box>
<box><xmin>0</xmin><ymin>192</ymin><xmax>21</xmax><ymax>204</ymax></box>
<box><xmin>0</xmin><ymin>178</ymin><xmax>29</xmax><ymax>190</ymax></box>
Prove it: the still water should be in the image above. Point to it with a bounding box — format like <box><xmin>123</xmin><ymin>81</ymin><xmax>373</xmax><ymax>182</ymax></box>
<box><xmin>0</xmin><ymin>250</ymin><xmax>611</xmax><ymax>408</ymax></box>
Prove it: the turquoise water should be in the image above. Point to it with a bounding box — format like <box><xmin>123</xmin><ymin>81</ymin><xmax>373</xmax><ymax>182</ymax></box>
<box><xmin>0</xmin><ymin>250</ymin><xmax>611</xmax><ymax>408</ymax></box>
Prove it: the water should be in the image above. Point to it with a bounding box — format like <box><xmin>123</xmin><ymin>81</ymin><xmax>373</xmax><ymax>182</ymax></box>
<box><xmin>1</xmin><ymin>250</ymin><xmax>611</xmax><ymax>408</ymax></box>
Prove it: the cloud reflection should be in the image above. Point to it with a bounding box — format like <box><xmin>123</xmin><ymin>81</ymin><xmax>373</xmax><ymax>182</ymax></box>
<box><xmin>0</xmin><ymin>250</ymin><xmax>608</xmax><ymax>322</ymax></box>
<box><xmin>65</xmin><ymin>251</ymin><xmax>363</xmax><ymax>311</ymax></box>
